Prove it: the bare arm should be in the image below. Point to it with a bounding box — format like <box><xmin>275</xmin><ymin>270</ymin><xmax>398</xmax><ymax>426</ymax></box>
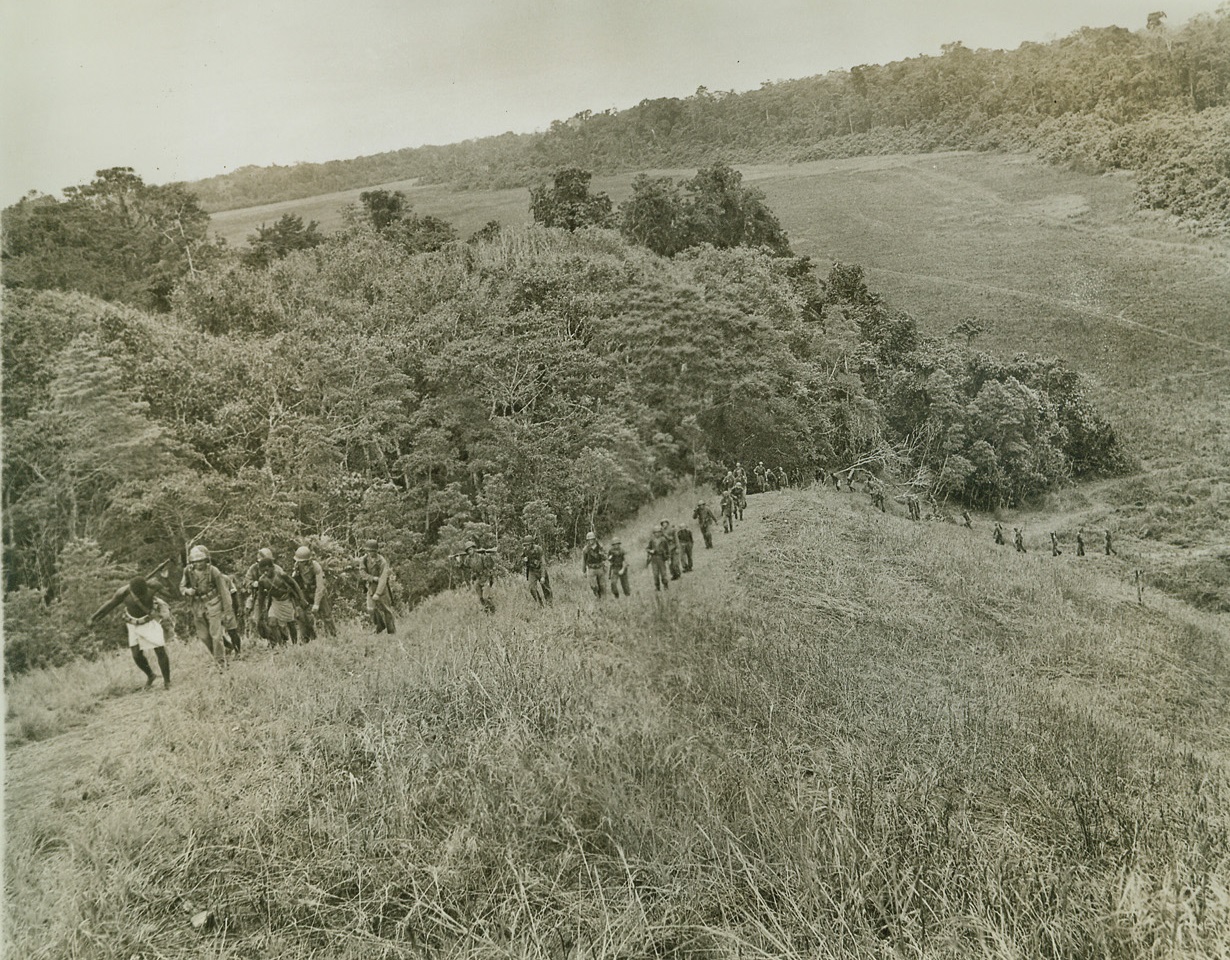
<box><xmin>89</xmin><ymin>585</ymin><xmax>129</xmax><ymax>624</ymax></box>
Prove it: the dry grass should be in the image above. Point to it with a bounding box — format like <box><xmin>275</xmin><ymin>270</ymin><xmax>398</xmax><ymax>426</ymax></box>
<box><xmin>6</xmin><ymin>485</ymin><xmax>1230</xmax><ymax>958</ymax></box>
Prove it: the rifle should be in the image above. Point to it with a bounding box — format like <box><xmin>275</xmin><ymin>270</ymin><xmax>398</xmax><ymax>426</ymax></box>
<box><xmin>145</xmin><ymin>558</ymin><xmax>172</xmax><ymax>582</ymax></box>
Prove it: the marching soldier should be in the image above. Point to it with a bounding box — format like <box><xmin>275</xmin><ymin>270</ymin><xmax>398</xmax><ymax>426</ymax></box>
<box><xmin>867</xmin><ymin>477</ymin><xmax>886</xmax><ymax>513</ymax></box>
<box><xmin>453</xmin><ymin>541</ymin><xmax>497</xmax><ymax>613</ymax></box>
<box><xmin>661</xmin><ymin>520</ymin><xmax>682</xmax><ymax>579</ymax></box>
<box><xmin>259</xmin><ymin>566</ymin><xmax>308</xmax><ymax>646</ymax></box>
<box><xmin>646</xmin><ymin>522</ymin><xmax>672</xmax><ymax>592</ymax></box>
<box><xmin>90</xmin><ymin>577</ymin><xmax>172</xmax><ymax>689</ymax></box>
<box><xmin>292</xmin><ymin>545</ymin><xmax>334</xmax><ymax>640</ymax></box>
<box><xmin>731</xmin><ymin>480</ymin><xmax>746</xmax><ymax>520</ymax></box>
<box><xmin>677</xmin><ymin>525</ymin><xmax>694</xmax><ymax>572</ymax></box>
<box><xmin>1013</xmin><ymin>528</ymin><xmax>1026</xmax><ymax>553</ymax></box>
<box><xmin>778</xmin><ymin>466</ymin><xmax>790</xmax><ymax>490</ymax></box>
<box><xmin>243</xmin><ymin>547</ymin><xmax>282</xmax><ymax>641</ymax></box>
<box><xmin>693</xmin><ymin>500</ymin><xmax>718</xmax><ymax>548</ymax></box>
<box><xmin>733</xmin><ymin>462</ymin><xmax>748</xmax><ymax>492</ymax></box>
<box><xmin>753</xmin><ymin>461</ymin><xmax>767</xmax><ymax>493</ymax></box>
<box><xmin>720</xmin><ymin>490</ymin><xmax>735</xmax><ymax>533</ymax></box>
<box><xmin>180</xmin><ymin>545</ymin><xmax>234</xmax><ymax>664</ymax></box>
<box><xmin>360</xmin><ymin>539</ymin><xmax>397</xmax><ymax>633</ymax></box>
<box><xmin>219</xmin><ymin>570</ymin><xmax>243</xmax><ymax>654</ymax></box>
<box><xmin>522</xmin><ymin>536</ymin><xmax>552</xmax><ymax>606</ymax></box>
<box><xmin>581</xmin><ymin>532</ymin><xmax>607</xmax><ymax>599</ymax></box>
<box><xmin>993</xmin><ymin>522</ymin><xmax>1005</xmax><ymax>546</ymax></box>
<box><xmin>607</xmin><ymin>538</ymin><xmax>631</xmax><ymax>598</ymax></box>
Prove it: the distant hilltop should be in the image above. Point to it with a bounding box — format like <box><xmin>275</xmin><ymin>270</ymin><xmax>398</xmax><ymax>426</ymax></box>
<box><xmin>187</xmin><ymin>10</ymin><xmax>1229</xmax><ymax>236</ymax></box>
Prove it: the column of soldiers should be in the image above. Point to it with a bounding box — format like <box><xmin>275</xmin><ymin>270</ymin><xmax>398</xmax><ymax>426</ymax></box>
<box><xmin>822</xmin><ymin>461</ymin><xmax>1127</xmax><ymax>571</ymax></box>
<box><xmin>93</xmin><ymin>451</ymin><xmax>1130</xmax><ymax>693</ymax></box>
<box><xmin>989</xmin><ymin>525</ymin><xmax>1117</xmax><ymax>559</ymax></box>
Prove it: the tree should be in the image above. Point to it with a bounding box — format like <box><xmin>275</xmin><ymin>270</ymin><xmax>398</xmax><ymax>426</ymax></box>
<box><xmin>684</xmin><ymin>161</ymin><xmax>793</xmax><ymax>255</ymax></box>
<box><xmin>617</xmin><ymin>162</ymin><xmax>794</xmax><ymax>257</ymax></box>
<box><xmin>1</xmin><ymin>167</ymin><xmax>220</xmax><ymax>312</ymax></box>
<box><xmin>240</xmin><ymin>213</ymin><xmax>324</xmax><ymax>268</ymax></box>
<box><xmin>358</xmin><ymin>190</ymin><xmax>408</xmax><ymax>231</ymax></box>
<box><xmin>619</xmin><ymin>175</ymin><xmax>691</xmax><ymax>256</ymax></box>
<box><xmin>356</xmin><ymin>189</ymin><xmax>458</xmax><ymax>252</ymax></box>
<box><xmin>529</xmin><ymin>168</ymin><xmax>613</xmax><ymax>231</ymax></box>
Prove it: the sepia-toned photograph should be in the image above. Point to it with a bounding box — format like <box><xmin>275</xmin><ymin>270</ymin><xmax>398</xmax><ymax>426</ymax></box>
<box><xmin>3</xmin><ymin>0</ymin><xmax>1228</xmax><ymax>956</ymax></box>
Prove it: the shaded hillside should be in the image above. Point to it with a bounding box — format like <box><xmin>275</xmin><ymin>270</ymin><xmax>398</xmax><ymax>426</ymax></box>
<box><xmin>7</xmin><ymin>484</ymin><xmax>1229</xmax><ymax>958</ymax></box>
<box><xmin>188</xmin><ymin>11</ymin><xmax>1230</xmax><ymax>232</ymax></box>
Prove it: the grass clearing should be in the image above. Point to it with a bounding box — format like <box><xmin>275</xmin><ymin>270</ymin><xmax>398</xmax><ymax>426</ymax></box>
<box><xmin>7</xmin><ymin>485</ymin><xmax>1229</xmax><ymax>958</ymax></box>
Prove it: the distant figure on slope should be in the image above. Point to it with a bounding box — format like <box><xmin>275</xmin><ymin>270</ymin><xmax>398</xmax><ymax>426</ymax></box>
<box><xmin>677</xmin><ymin>525</ymin><xmax>694</xmax><ymax>572</ymax></box>
<box><xmin>1076</xmin><ymin>530</ymin><xmax>1086</xmax><ymax>557</ymax></box>
<box><xmin>661</xmin><ymin>520</ymin><xmax>683</xmax><ymax>580</ymax></box>
<box><xmin>90</xmin><ymin>577</ymin><xmax>172</xmax><ymax>689</ymax></box>
<box><xmin>867</xmin><ymin>477</ymin><xmax>886</xmax><ymax>513</ymax></box>
<box><xmin>993</xmin><ymin>522</ymin><xmax>1005</xmax><ymax>546</ymax></box>
<box><xmin>961</xmin><ymin>511</ymin><xmax>973</xmax><ymax>530</ymax></box>
<box><xmin>522</xmin><ymin>536</ymin><xmax>552</xmax><ymax>606</ymax></box>
<box><xmin>581</xmin><ymin>532</ymin><xmax>607</xmax><ymax>599</ymax></box>
<box><xmin>733</xmin><ymin>462</ymin><xmax>748</xmax><ymax>493</ymax></box>
<box><xmin>1013</xmin><ymin>528</ymin><xmax>1026</xmax><ymax>553</ymax></box>
<box><xmin>1104</xmin><ymin>530</ymin><xmax>1117</xmax><ymax>556</ymax></box>
<box><xmin>1050</xmin><ymin>532</ymin><xmax>1063</xmax><ymax>557</ymax></box>
<box><xmin>646</xmin><ymin>523</ymin><xmax>673</xmax><ymax>592</ymax></box>
<box><xmin>607</xmin><ymin>538</ymin><xmax>631</xmax><ymax>598</ymax></box>
<box><xmin>455</xmin><ymin>541</ymin><xmax>498</xmax><ymax>613</ymax></box>
<box><xmin>360</xmin><ymin>539</ymin><xmax>397</xmax><ymax>634</ymax></box>
<box><xmin>693</xmin><ymin>500</ymin><xmax>718</xmax><ymax>548</ymax></box>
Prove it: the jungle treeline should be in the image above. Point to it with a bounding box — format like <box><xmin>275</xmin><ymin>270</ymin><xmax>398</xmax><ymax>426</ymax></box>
<box><xmin>2</xmin><ymin>181</ymin><xmax>1128</xmax><ymax>670</ymax></box>
<box><xmin>186</xmin><ymin>10</ymin><xmax>1230</xmax><ymax>232</ymax></box>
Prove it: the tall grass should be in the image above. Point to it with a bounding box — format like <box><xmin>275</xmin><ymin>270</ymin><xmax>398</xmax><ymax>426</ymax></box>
<box><xmin>7</xmin><ymin>486</ymin><xmax>1229</xmax><ymax>958</ymax></box>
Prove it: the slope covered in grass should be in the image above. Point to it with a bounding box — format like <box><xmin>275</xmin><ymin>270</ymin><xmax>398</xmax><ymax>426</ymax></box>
<box><xmin>7</xmin><ymin>485</ymin><xmax>1228</xmax><ymax>958</ymax></box>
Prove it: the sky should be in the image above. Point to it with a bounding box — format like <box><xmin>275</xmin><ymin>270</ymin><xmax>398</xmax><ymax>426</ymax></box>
<box><xmin>0</xmin><ymin>0</ymin><xmax>1217</xmax><ymax>204</ymax></box>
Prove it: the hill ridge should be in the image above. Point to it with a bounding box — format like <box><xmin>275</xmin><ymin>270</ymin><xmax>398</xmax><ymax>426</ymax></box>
<box><xmin>7</xmin><ymin>483</ymin><xmax>1229</xmax><ymax>956</ymax></box>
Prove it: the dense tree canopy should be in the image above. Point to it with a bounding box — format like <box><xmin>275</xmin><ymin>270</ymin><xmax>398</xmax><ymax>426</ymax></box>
<box><xmin>1</xmin><ymin>167</ymin><xmax>222</xmax><ymax>311</ymax></box>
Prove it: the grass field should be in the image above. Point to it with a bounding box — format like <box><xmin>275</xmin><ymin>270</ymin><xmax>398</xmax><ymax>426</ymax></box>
<box><xmin>6</xmin><ymin>485</ymin><xmax>1229</xmax><ymax>958</ymax></box>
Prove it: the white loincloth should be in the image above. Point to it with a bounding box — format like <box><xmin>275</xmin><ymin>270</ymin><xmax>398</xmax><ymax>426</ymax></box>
<box><xmin>125</xmin><ymin>619</ymin><xmax>166</xmax><ymax>651</ymax></box>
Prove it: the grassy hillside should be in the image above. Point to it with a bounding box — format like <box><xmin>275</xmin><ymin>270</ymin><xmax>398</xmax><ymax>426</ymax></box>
<box><xmin>7</xmin><ymin>484</ymin><xmax>1229</xmax><ymax>958</ymax></box>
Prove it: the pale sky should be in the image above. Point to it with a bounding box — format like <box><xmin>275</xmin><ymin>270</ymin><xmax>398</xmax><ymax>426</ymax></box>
<box><xmin>0</xmin><ymin>0</ymin><xmax>1216</xmax><ymax>204</ymax></box>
